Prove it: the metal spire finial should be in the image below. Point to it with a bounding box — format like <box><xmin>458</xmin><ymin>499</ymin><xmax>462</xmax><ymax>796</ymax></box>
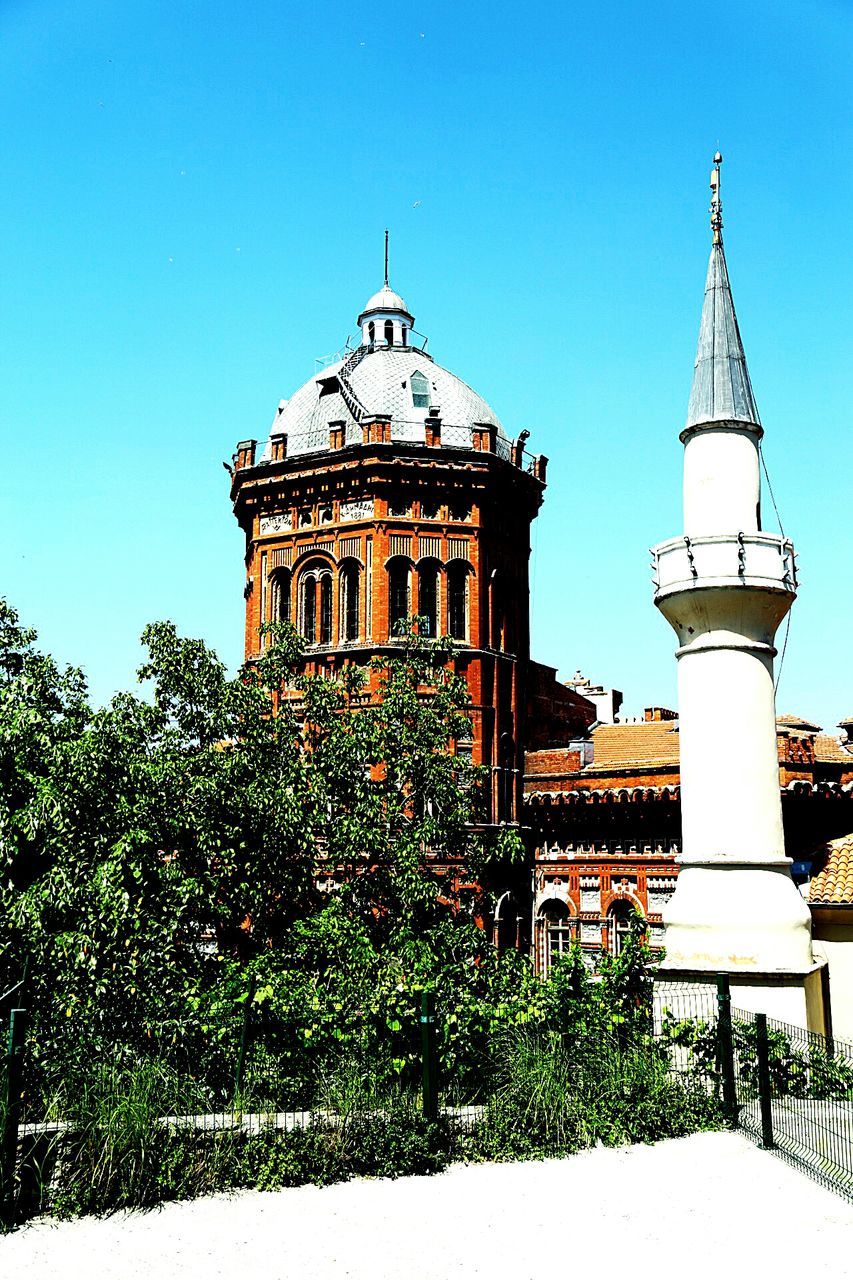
<box><xmin>384</xmin><ymin>228</ymin><xmax>389</xmax><ymax>286</ymax></box>
<box><xmin>710</xmin><ymin>152</ymin><xmax>723</xmax><ymax>245</ymax></box>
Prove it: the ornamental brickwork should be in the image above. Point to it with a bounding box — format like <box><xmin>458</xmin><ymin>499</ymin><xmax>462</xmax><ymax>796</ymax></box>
<box><xmin>229</xmin><ymin>301</ymin><xmax>546</xmax><ymax>829</ymax></box>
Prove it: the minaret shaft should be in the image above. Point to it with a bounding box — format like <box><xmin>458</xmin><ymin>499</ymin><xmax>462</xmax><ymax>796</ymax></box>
<box><xmin>651</xmin><ymin>157</ymin><xmax>825</xmax><ymax>1028</ymax></box>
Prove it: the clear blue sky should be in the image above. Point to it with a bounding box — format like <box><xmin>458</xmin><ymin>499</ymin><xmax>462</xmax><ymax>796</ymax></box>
<box><xmin>1</xmin><ymin>0</ymin><xmax>850</xmax><ymax>727</ymax></box>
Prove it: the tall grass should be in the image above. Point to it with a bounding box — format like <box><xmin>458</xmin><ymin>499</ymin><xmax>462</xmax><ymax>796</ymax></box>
<box><xmin>467</xmin><ymin>1025</ymin><xmax>723</xmax><ymax>1160</ymax></box>
<box><xmin>7</xmin><ymin>1025</ymin><xmax>724</xmax><ymax>1222</ymax></box>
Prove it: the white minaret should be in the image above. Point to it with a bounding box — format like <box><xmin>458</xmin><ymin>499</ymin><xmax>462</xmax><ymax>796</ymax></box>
<box><xmin>652</xmin><ymin>155</ymin><xmax>826</xmax><ymax>1030</ymax></box>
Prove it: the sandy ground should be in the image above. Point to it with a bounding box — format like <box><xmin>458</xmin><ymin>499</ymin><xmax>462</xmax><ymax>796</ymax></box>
<box><xmin>2</xmin><ymin>1132</ymin><xmax>852</xmax><ymax>1280</ymax></box>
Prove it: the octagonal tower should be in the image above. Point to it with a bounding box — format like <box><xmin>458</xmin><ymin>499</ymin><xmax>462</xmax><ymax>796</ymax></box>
<box><xmin>229</xmin><ymin>259</ymin><xmax>547</xmax><ymax>826</ymax></box>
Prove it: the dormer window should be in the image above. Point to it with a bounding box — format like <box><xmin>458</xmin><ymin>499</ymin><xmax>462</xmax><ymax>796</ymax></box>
<box><xmin>411</xmin><ymin>371</ymin><xmax>430</xmax><ymax>409</ymax></box>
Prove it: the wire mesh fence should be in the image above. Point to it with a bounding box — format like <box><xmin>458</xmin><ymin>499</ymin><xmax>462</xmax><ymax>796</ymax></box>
<box><xmin>730</xmin><ymin>1010</ymin><xmax>853</xmax><ymax>1198</ymax></box>
<box><xmin>3</xmin><ymin>975</ymin><xmax>852</xmax><ymax>1224</ymax></box>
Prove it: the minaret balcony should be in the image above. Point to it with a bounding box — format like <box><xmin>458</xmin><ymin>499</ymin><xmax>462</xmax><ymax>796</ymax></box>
<box><xmin>652</xmin><ymin>531</ymin><xmax>797</xmax><ymax>604</ymax></box>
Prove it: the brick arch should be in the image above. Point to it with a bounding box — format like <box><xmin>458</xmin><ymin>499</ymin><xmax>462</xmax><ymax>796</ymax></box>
<box><xmin>601</xmin><ymin>888</ymin><xmax>645</xmax><ymax>916</ymax></box>
<box><xmin>291</xmin><ymin>546</ymin><xmax>337</xmax><ymax>573</ymax></box>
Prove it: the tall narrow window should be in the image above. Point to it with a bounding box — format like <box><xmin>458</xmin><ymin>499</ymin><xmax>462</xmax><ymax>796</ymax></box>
<box><xmin>340</xmin><ymin>563</ymin><xmax>360</xmax><ymax>642</ymax></box>
<box><xmin>608</xmin><ymin>902</ymin><xmax>635</xmax><ymax>957</ymax></box>
<box><xmin>320</xmin><ymin>573</ymin><xmax>332</xmax><ymax>644</ymax></box>
<box><xmin>367</xmin><ymin>321</ymin><xmax>375</xmax><ymax>345</ymax></box>
<box><xmin>410</xmin><ymin>370</ymin><xmax>430</xmax><ymax>409</ymax></box>
<box><xmin>418</xmin><ymin>564</ymin><xmax>439</xmax><ymax>637</ymax></box>
<box><xmin>384</xmin><ymin>319</ymin><xmax>394</xmax><ymax>347</ymax></box>
<box><xmin>447</xmin><ymin>564</ymin><xmax>468</xmax><ymax>641</ymax></box>
<box><xmin>301</xmin><ymin>576</ymin><xmax>317</xmax><ymax>643</ymax></box>
<box><xmin>401</xmin><ymin>325</ymin><xmax>409</xmax><ymax>347</ymax></box>
<box><xmin>388</xmin><ymin>560</ymin><xmax>410</xmax><ymax>635</ymax></box>
<box><xmin>273</xmin><ymin>570</ymin><xmax>291</xmax><ymax>624</ymax></box>
<box><xmin>540</xmin><ymin>902</ymin><xmax>574</xmax><ymax>973</ymax></box>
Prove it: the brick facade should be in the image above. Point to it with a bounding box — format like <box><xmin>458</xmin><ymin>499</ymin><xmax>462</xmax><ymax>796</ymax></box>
<box><xmin>230</xmin><ymin>421</ymin><xmax>547</xmax><ymax>826</ymax></box>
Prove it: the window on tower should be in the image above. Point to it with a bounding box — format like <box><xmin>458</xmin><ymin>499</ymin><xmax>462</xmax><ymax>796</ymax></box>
<box><xmin>319</xmin><ymin>574</ymin><xmax>332</xmax><ymax>645</ymax></box>
<box><xmin>410</xmin><ymin>371</ymin><xmax>430</xmax><ymax>409</ymax></box>
<box><xmin>447</xmin><ymin>563</ymin><xmax>468</xmax><ymax>641</ymax></box>
<box><xmin>271</xmin><ymin>569</ymin><xmax>291</xmax><ymax>624</ymax></box>
<box><xmin>367</xmin><ymin>321</ymin><xmax>375</xmax><ymax>345</ymax></box>
<box><xmin>388</xmin><ymin>559</ymin><xmax>410</xmax><ymax>636</ymax></box>
<box><xmin>418</xmin><ymin>563</ymin><xmax>439</xmax><ymax>637</ymax></box>
<box><xmin>299</xmin><ymin>560</ymin><xmax>333</xmax><ymax>646</ymax></box>
<box><xmin>340</xmin><ymin>562</ymin><xmax>360</xmax><ymax>642</ymax></box>
<box><xmin>384</xmin><ymin>319</ymin><xmax>394</xmax><ymax>347</ymax></box>
<box><xmin>301</xmin><ymin>576</ymin><xmax>317</xmax><ymax>644</ymax></box>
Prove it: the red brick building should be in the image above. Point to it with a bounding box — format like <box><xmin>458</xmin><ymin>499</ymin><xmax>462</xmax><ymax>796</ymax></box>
<box><xmin>229</xmin><ymin>274</ymin><xmax>547</xmax><ymax>828</ymax></box>
<box><xmin>226</xmin><ymin>263</ymin><xmax>853</xmax><ymax>978</ymax></box>
<box><xmin>524</xmin><ymin>702</ymin><xmax>853</xmax><ymax>973</ymax></box>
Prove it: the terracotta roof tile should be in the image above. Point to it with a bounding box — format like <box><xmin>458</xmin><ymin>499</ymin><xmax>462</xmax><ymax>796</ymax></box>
<box><xmin>814</xmin><ymin>734</ymin><xmax>853</xmax><ymax>764</ymax></box>
<box><xmin>777</xmin><ymin>713</ymin><xmax>822</xmax><ymax>732</ymax></box>
<box><xmin>589</xmin><ymin>721</ymin><xmax>680</xmax><ymax>768</ymax></box>
<box><xmin>808</xmin><ymin>833</ymin><xmax>853</xmax><ymax>905</ymax></box>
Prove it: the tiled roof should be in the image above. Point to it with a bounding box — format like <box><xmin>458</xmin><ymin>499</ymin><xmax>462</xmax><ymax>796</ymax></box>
<box><xmin>808</xmin><ymin>834</ymin><xmax>853</xmax><ymax>905</ymax></box>
<box><xmin>589</xmin><ymin>720</ymin><xmax>680</xmax><ymax>769</ymax></box>
<box><xmin>777</xmin><ymin>713</ymin><xmax>822</xmax><ymax>732</ymax></box>
<box><xmin>814</xmin><ymin>734</ymin><xmax>853</xmax><ymax>764</ymax></box>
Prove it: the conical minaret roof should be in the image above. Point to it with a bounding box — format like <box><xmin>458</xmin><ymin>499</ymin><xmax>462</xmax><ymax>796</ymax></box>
<box><xmin>685</xmin><ymin>155</ymin><xmax>761</xmax><ymax>431</ymax></box>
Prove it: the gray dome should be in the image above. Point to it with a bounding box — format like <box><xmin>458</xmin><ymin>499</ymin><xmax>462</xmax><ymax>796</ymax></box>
<box><xmin>262</xmin><ymin>346</ymin><xmax>507</xmax><ymax>460</ymax></box>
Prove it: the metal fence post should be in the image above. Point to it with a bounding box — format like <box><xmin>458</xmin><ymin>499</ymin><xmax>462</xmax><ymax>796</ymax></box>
<box><xmin>234</xmin><ymin>972</ymin><xmax>256</xmax><ymax>1101</ymax></box>
<box><xmin>1</xmin><ymin>1007</ymin><xmax>28</xmax><ymax>1226</ymax></box>
<box><xmin>755</xmin><ymin>1013</ymin><xmax>775</xmax><ymax>1149</ymax></box>
<box><xmin>420</xmin><ymin>990</ymin><xmax>438</xmax><ymax>1122</ymax></box>
<box><xmin>716</xmin><ymin>975</ymin><xmax>738</xmax><ymax>1127</ymax></box>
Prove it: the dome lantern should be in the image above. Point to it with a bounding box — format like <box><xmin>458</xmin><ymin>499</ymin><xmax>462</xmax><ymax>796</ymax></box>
<box><xmin>356</xmin><ymin>230</ymin><xmax>415</xmax><ymax>348</ymax></box>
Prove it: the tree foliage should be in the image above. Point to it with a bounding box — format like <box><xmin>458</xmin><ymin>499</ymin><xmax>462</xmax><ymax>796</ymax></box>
<box><xmin>0</xmin><ymin>602</ymin><xmax>535</xmax><ymax>1077</ymax></box>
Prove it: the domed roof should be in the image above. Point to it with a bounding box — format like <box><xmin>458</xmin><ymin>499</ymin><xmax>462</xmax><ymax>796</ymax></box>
<box><xmin>357</xmin><ymin>285</ymin><xmax>414</xmax><ymax>325</ymax></box>
<box><xmin>261</xmin><ymin>345</ymin><xmax>507</xmax><ymax>461</ymax></box>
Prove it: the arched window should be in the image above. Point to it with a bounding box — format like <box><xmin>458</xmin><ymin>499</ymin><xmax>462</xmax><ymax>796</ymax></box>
<box><xmin>401</xmin><ymin>325</ymin><xmax>409</xmax><ymax>347</ymax></box>
<box><xmin>539</xmin><ymin>901</ymin><xmax>574</xmax><ymax>974</ymax></box>
<box><xmin>384</xmin><ymin>319</ymin><xmax>394</xmax><ymax>347</ymax></box>
<box><xmin>418</xmin><ymin>563</ymin><xmax>439</xmax><ymax>637</ymax></box>
<box><xmin>608</xmin><ymin>900</ymin><xmax>636</xmax><ymax>957</ymax></box>
<box><xmin>339</xmin><ymin>562</ymin><xmax>360</xmax><ymax>642</ymax></box>
<box><xmin>493</xmin><ymin>892</ymin><xmax>519</xmax><ymax>952</ymax></box>
<box><xmin>271</xmin><ymin>569</ymin><xmax>291</xmax><ymax>624</ymax></box>
<box><xmin>410</xmin><ymin>370</ymin><xmax>430</xmax><ymax>409</ymax></box>
<box><xmin>388</xmin><ymin>559</ymin><xmax>410</xmax><ymax>635</ymax></box>
<box><xmin>491</xmin><ymin>572</ymin><xmax>504</xmax><ymax>649</ymax></box>
<box><xmin>498</xmin><ymin>731</ymin><xmax>515</xmax><ymax>823</ymax></box>
<box><xmin>301</xmin><ymin>576</ymin><xmax>317</xmax><ymax>643</ymax></box>
<box><xmin>320</xmin><ymin>573</ymin><xmax>332</xmax><ymax>644</ymax></box>
<box><xmin>447</xmin><ymin>563</ymin><xmax>468</xmax><ymax>641</ymax></box>
<box><xmin>299</xmin><ymin>560</ymin><xmax>333</xmax><ymax>646</ymax></box>
<box><xmin>367</xmin><ymin>321</ymin><xmax>375</xmax><ymax>345</ymax></box>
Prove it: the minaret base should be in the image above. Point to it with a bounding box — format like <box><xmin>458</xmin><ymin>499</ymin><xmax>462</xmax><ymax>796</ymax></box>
<box><xmin>657</xmin><ymin>860</ymin><xmax>828</xmax><ymax>1033</ymax></box>
<box><xmin>655</xmin><ymin>962</ymin><xmax>828</xmax><ymax>1036</ymax></box>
